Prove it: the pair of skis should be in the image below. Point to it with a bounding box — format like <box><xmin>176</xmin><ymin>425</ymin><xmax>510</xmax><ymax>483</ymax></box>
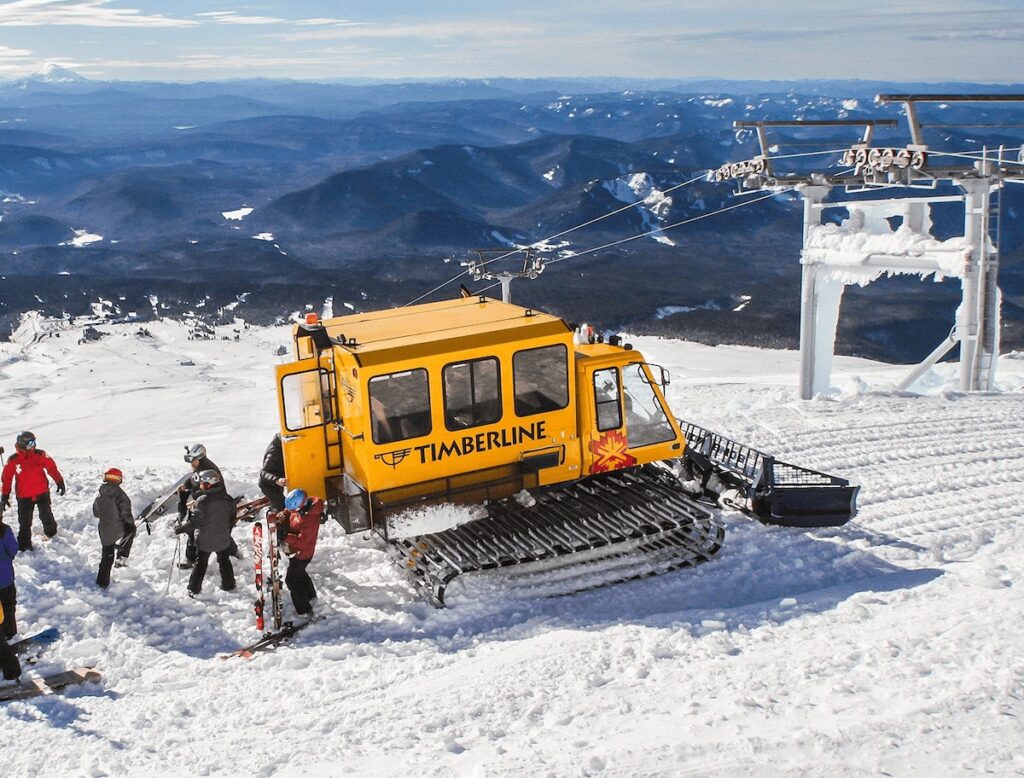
<box><xmin>252</xmin><ymin>512</ymin><xmax>283</xmax><ymax>633</ymax></box>
<box><xmin>1</xmin><ymin>628</ymin><xmax>103</xmax><ymax>703</ymax></box>
<box><xmin>0</xmin><ymin>667</ymin><xmax>102</xmax><ymax>703</ymax></box>
<box><xmin>229</xmin><ymin>511</ymin><xmax>297</xmax><ymax>659</ymax></box>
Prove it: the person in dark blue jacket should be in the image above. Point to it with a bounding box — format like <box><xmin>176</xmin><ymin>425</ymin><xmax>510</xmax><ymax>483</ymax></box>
<box><xmin>0</xmin><ymin>517</ymin><xmax>17</xmax><ymax>639</ymax></box>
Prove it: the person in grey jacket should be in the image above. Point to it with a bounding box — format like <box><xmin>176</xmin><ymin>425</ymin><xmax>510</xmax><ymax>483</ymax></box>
<box><xmin>176</xmin><ymin>469</ymin><xmax>236</xmax><ymax>596</ymax></box>
<box><xmin>92</xmin><ymin>468</ymin><xmax>134</xmax><ymax>589</ymax></box>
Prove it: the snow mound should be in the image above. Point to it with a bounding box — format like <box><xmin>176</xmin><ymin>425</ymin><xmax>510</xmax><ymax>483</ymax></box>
<box><xmin>222</xmin><ymin>206</ymin><xmax>253</xmax><ymax>221</ymax></box>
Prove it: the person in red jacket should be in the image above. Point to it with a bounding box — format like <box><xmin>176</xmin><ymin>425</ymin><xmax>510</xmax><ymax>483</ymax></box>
<box><xmin>1</xmin><ymin>432</ymin><xmax>65</xmax><ymax>552</ymax></box>
<box><xmin>281</xmin><ymin>488</ymin><xmax>323</xmax><ymax>618</ymax></box>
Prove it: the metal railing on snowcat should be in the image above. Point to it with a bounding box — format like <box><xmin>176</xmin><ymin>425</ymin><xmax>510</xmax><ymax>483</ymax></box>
<box><xmin>680</xmin><ymin>421</ymin><xmax>859</xmax><ymax>527</ymax></box>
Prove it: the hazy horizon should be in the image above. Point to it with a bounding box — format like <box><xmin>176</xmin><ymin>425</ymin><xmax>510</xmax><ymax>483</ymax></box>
<box><xmin>0</xmin><ymin>1</ymin><xmax>1021</xmax><ymax>84</ymax></box>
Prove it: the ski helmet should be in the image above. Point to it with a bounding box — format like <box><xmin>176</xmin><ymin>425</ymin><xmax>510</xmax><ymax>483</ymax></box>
<box><xmin>196</xmin><ymin>469</ymin><xmax>221</xmax><ymax>489</ymax></box>
<box><xmin>103</xmin><ymin>468</ymin><xmax>123</xmax><ymax>483</ymax></box>
<box><xmin>284</xmin><ymin>488</ymin><xmax>307</xmax><ymax>511</ymax></box>
<box><xmin>15</xmin><ymin>431</ymin><xmax>36</xmax><ymax>450</ymax></box>
<box><xmin>183</xmin><ymin>443</ymin><xmax>207</xmax><ymax>463</ymax></box>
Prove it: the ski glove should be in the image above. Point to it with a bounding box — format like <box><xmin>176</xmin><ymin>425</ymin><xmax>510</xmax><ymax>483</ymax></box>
<box><xmin>0</xmin><ymin>494</ymin><xmax>8</xmax><ymax>511</ymax></box>
<box><xmin>174</xmin><ymin>525</ymin><xmax>188</xmax><ymax>535</ymax></box>
<box><xmin>55</xmin><ymin>481</ymin><xmax>66</xmax><ymax>496</ymax></box>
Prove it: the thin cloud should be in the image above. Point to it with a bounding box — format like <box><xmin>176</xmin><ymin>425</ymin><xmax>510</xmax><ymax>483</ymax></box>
<box><xmin>294</xmin><ymin>18</ymin><xmax>364</xmax><ymax>28</ymax></box>
<box><xmin>911</xmin><ymin>29</ymin><xmax>1024</xmax><ymax>41</ymax></box>
<box><xmin>0</xmin><ymin>0</ymin><xmax>194</xmax><ymax>27</ymax></box>
<box><xmin>194</xmin><ymin>12</ymin><xmax>365</xmax><ymax>28</ymax></box>
<box><xmin>195</xmin><ymin>10</ymin><xmax>285</xmax><ymax>26</ymax></box>
<box><xmin>273</xmin><ymin>19</ymin><xmax>541</xmax><ymax>43</ymax></box>
<box><xmin>71</xmin><ymin>49</ymin><xmax>391</xmax><ymax>75</ymax></box>
<box><xmin>0</xmin><ymin>42</ymin><xmax>32</xmax><ymax>58</ymax></box>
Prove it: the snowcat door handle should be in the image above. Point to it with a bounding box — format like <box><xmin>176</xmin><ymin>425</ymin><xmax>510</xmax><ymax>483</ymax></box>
<box><xmin>338</xmin><ymin>424</ymin><xmax>364</xmax><ymax>442</ymax></box>
<box><xmin>282</xmin><ymin>434</ymin><xmax>301</xmax><ymax>443</ymax></box>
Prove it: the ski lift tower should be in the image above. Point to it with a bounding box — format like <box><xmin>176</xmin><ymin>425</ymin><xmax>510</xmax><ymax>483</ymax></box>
<box><xmin>718</xmin><ymin>96</ymin><xmax>1024</xmax><ymax>399</ymax></box>
<box><xmin>463</xmin><ymin>249</ymin><xmax>546</xmax><ymax>304</ymax></box>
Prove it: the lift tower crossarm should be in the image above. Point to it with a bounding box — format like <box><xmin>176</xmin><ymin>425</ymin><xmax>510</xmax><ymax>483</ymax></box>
<box><xmin>462</xmin><ymin>248</ymin><xmax>545</xmax><ymax>304</ymax></box>
<box><xmin>733</xmin><ymin>119</ymin><xmax>899</xmax><ymax>154</ymax></box>
<box><xmin>718</xmin><ymin>119</ymin><xmax>900</xmax><ymax>185</ymax></box>
<box><xmin>876</xmin><ymin>94</ymin><xmax>1024</xmax><ymax>147</ymax></box>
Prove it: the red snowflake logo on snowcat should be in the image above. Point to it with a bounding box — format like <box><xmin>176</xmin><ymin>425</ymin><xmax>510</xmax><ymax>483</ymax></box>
<box><xmin>588</xmin><ymin>430</ymin><xmax>637</xmax><ymax>474</ymax></box>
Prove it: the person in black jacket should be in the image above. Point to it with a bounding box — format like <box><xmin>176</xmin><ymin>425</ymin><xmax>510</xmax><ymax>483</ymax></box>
<box><xmin>176</xmin><ymin>443</ymin><xmax>227</xmax><ymax>568</ymax></box>
<box><xmin>176</xmin><ymin>469</ymin><xmax>236</xmax><ymax>596</ymax></box>
<box><xmin>0</xmin><ymin>598</ymin><xmax>20</xmax><ymax>682</ymax></box>
<box><xmin>0</xmin><ymin>518</ymin><xmax>17</xmax><ymax>639</ymax></box>
<box><xmin>92</xmin><ymin>468</ymin><xmax>134</xmax><ymax>589</ymax></box>
<box><xmin>258</xmin><ymin>434</ymin><xmax>287</xmax><ymax>512</ymax></box>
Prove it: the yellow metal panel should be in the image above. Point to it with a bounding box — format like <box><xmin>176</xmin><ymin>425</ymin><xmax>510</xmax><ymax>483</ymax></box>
<box><xmin>356</xmin><ymin>330</ymin><xmax>581</xmax><ymax>496</ymax></box>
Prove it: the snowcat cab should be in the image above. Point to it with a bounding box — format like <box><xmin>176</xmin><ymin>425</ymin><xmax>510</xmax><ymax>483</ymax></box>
<box><xmin>275</xmin><ymin>297</ymin><xmax>723</xmax><ymax>603</ymax></box>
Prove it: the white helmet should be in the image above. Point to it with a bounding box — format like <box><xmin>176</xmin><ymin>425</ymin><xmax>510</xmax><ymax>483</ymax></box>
<box><xmin>184</xmin><ymin>443</ymin><xmax>207</xmax><ymax>463</ymax></box>
<box><xmin>196</xmin><ymin>469</ymin><xmax>221</xmax><ymax>489</ymax></box>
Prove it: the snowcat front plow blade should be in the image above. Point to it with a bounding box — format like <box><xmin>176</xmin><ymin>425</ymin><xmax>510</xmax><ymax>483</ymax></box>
<box><xmin>386</xmin><ymin>464</ymin><xmax>724</xmax><ymax>607</ymax></box>
<box><xmin>680</xmin><ymin>421</ymin><xmax>859</xmax><ymax>528</ymax></box>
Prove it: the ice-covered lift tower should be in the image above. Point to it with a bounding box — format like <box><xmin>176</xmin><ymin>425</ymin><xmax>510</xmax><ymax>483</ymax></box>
<box><xmin>719</xmin><ymin>95</ymin><xmax>1024</xmax><ymax>399</ymax></box>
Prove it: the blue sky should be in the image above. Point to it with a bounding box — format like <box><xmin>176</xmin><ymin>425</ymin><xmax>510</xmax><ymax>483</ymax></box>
<box><xmin>0</xmin><ymin>0</ymin><xmax>1021</xmax><ymax>82</ymax></box>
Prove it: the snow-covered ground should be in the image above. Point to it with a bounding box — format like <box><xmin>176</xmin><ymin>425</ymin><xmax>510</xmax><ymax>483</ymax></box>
<box><xmin>1</xmin><ymin>315</ymin><xmax>1023</xmax><ymax>777</ymax></box>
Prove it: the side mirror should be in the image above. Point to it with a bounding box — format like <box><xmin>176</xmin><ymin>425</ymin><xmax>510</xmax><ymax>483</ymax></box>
<box><xmin>640</xmin><ymin>363</ymin><xmax>670</xmax><ymax>388</ymax></box>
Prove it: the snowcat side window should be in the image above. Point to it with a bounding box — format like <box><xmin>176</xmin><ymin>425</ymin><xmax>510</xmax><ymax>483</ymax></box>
<box><xmin>513</xmin><ymin>344</ymin><xmax>569</xmax><ymax>417</ymax></box>
<box><xmin>593</xmin><ymin>368</ymin><xmax>622</xmax><ymax>431</ymax></box>
<box><xmin>622</xmin><ymin>363</ymin><xmax>675</xmax><ymax>448</ymax></box>
<box><xmin>368</xmin><ymin>369</ymin><xmax>431</xmax><ymax>445</ymax></box>
<box><xmin>443</xmin><ymin>357</ymin><xmax>501</xmax><ymax>431</ymax></box>
<box><xmin>282</xmin><ymin>369</ymin><xmax>329</xmax><ymax>431</ymax></box>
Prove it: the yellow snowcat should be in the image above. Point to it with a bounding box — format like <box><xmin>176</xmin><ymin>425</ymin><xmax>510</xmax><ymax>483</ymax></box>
<box><xmin>275</xmin><ymin>295</ymin><xmax>856</xmax><ymax>605</ymax></box>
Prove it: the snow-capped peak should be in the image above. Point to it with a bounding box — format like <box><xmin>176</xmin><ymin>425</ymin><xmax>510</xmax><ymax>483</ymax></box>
<box><xmin>30</xmin><ymin>63</ymin><xmax>88</xmax><ymax>83</ymax></box>
<box><xmin>602</xmin><ymin>172</ymin><xmax>675</xmax><ymax>245</ymax></box>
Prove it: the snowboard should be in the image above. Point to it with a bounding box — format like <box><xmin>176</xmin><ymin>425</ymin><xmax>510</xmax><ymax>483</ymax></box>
<box><xmin>0</xmin><ymin>666</ymin><xmax>102</xmax><ymax>703</ymax></box>
<box><xmin>219</xmin><ymin>619</ymin><xmax>313</xmax><ymax>660</ymax></box>
<box><xmin>135</xmin><ymin>472</ymin><xmax>194</xmax><ymax>528</ymax></box>
<box><xmin>11</xmin><ymin>627</ymin><xmax>60</xmax><ymax>658</ymax></box>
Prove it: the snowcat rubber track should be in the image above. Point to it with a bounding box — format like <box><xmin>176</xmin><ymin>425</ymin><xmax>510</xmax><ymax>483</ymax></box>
<box><xmin>386</xmin><ymin>464</ymin><xmax>725</xmax><ymax>607</ymax></box>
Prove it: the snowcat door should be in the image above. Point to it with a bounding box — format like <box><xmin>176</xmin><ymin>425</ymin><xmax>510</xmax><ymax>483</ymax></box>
<box><xmin>583</xmin><ymin>362</ymin><xmax>683</xmax><ymax>475</ymax></box>
<box><xmin>276</xmin><ymin>360</ymin><xmax>341</xmax><ymax>499</ymax></box>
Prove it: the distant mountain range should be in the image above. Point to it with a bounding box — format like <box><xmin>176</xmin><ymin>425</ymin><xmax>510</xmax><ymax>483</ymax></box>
<box><xmin>0</xmin><ymin>71</ymin><xmax>1022</xmax><ymax>362</ymax></box>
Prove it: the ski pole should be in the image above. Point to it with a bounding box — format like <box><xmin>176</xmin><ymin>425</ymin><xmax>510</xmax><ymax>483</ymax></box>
<box><xmin>166</xmin><ymin>534</ymin><xmax>181</xmax><ymax>595</ymax></box>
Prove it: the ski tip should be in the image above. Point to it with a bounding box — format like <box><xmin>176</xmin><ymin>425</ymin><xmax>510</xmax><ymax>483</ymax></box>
<box><xmin>76</xmin><ymin>667</ymin><xmax>103</xmax><ymax>683</ymax></box>
<box><xmin>218</xmin><ymin>650</ymin><xmax>254</xmax><ymax>660</ymax></box>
